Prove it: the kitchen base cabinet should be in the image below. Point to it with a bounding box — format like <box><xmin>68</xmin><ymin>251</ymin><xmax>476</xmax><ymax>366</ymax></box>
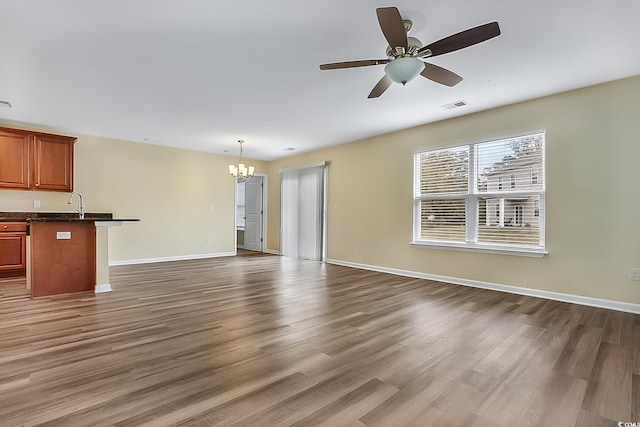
<box><xmin>0</xmin><ymin>222</ymin><xmax>27</xmax><ymax>278</ymax></box>
<box><xmin>29</xmin><ymin>221</ymin><xmax>96</xmax><ymax>297</ymax></box>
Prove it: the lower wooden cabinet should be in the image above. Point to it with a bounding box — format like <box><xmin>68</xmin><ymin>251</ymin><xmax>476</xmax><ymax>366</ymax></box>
<box><xmin>0</xmin><ymin>222</ymin><xmax>27</xmax><ymax>277</ymax></box>
<box><xmin>30</xmin><ymin>221</ymin><xmax>95</xmax><ymax>297</ymax></box>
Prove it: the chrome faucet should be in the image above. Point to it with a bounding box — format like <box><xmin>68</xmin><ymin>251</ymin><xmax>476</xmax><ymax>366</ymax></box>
<box><xmin>67</xmin><ymin>192</ymin><xmax>85</xmax><ymax>219</ymax></box>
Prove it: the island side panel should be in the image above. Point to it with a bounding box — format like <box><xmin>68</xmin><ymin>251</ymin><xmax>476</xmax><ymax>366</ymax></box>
<box><xmin>30</xmin><ymin>221</ymin><xmax>96</xmax><ymax>297</ymax></box>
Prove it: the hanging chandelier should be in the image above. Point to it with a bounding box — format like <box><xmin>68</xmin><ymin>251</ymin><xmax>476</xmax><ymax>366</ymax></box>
<box><xmin>228</xmin><ymin>139</ymin><xmax>255</xmax><ymax>178</ymax></box>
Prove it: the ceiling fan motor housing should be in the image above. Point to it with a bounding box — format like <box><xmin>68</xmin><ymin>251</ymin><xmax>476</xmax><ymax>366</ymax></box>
<box><xmin>386</xmin><ymin>36</ymin><xmax>423</xmax><ymax>57</ymax></box>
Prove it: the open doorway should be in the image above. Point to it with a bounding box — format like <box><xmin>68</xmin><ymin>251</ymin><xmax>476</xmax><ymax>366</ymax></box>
<box><xmin>236</xmin><ymin>175</ymin><xmax>265</xmax><ymax>252</ymax></box>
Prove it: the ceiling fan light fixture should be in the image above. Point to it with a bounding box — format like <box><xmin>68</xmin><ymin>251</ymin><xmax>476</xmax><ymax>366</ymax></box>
<box><xmin>384</xmin><ymin>57</ymin><xmax>425</xmax><ymax>85</ymax></box>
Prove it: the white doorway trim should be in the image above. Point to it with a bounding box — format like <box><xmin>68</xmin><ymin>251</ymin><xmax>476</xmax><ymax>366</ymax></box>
<box><xmin>235</xmin><ymin>173</ymin><xmax>267</xmax><ymax>254</ymax></box>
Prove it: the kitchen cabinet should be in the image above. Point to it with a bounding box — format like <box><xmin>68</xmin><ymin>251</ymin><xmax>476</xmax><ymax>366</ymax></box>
<box><xmin>32</xmin><ymin>133</ymin><xmax>75</xmax><ymax>191</ymax></box>
<box><xmin>30</xmin><ymin>221</ymin><xmax>96</xmax><ymax>297</ymax></box>
<box><xmin>0</xmin><ymin>127</ymin><xmax>76</xmax><ymax>192</ymax></box>
<box><xmin>0</xmin><ymin>129</ymin><xmax>30</xmax><ymax>190</ymax></box>
<box><xmin>0</xmin><ymin>222</ymin><xmax>27</xmax><ymax>277</ymax></box>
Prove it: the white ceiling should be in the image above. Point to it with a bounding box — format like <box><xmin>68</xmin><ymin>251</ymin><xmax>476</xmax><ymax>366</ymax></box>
<box><xmin>1</xmin><ymin>1</ymin><xmax>639</xmax><ymax>161</ymax></box>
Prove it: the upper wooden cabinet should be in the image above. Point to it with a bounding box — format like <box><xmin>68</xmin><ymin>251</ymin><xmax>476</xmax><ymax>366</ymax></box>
<box><xmin>0</xmin><ymin>129</ymin><xmax>31</xmax><ymax>190</ymax></box>
<box><xmin>33</xmin><ymin>133</ymin><xmax>75</xmax><ymax>191</ymax></box>
<box><xmin>0</xmin><ymin>127</ymin><xmax>76</xmax><ymax>192</ymax></box>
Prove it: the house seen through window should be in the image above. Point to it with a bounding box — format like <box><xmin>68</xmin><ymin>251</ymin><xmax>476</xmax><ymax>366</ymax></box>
<box><xmin>413</xmin><ymin>132</ymin><xmax>546</xmax><ymax>254</ymax></box>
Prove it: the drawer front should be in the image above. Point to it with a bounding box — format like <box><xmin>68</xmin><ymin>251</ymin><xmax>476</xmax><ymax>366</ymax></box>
<box><xmin>0</xmin><ymin>222</ymin><xmax>27</xmax><ymax>232</ymax></box>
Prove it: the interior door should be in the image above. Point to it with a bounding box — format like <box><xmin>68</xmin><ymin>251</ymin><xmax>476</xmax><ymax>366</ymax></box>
<box><xmin>244</xmin><ymin>176</ymin><xmax>263</xmax><ymax>251</ymax></box>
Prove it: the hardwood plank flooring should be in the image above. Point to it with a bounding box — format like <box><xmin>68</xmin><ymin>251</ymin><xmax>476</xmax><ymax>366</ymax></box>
<box><xmin>0</xmin><ymin>277</ymin><xmax>29</xmax><ymax>301</ymax></box>
<box><xmin>0</xmin><ymin>252</ymin><xmax>638</xmax><ymax>426</ymax></box>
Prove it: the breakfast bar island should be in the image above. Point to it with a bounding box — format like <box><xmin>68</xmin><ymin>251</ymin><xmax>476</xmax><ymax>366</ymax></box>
<box><xmin>0</xmin><ymin>212</ymin><xmax>138</xmax><ymax>298</ymax></box>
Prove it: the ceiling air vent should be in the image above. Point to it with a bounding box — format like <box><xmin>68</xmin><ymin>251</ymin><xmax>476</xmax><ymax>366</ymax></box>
<box><xmin>442</xmin><ymin>100</ymin><xmax>467</xmax><ymax>110</ymax></box>
<box><xmin>0</xmin><ymin>100</ymin><xmax>12</xmax><ymax>108</ymax></box>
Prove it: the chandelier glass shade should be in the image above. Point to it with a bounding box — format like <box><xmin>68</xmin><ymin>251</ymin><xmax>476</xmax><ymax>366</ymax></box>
<box><xmin>228</xmin><ymin>140</ymin><xmax>255</xmax><ymax>178</ymax></box>
<box><xmin>384</xmin><ymin>56</ymin><xmax>425</xmax><ymax>85</ymax></box>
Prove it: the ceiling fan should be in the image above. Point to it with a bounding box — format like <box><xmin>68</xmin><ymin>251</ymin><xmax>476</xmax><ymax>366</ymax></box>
<box><xmin>319</xmin><ymin>7</ymin><xmax>501</xmax><ymax>98</ymax></box>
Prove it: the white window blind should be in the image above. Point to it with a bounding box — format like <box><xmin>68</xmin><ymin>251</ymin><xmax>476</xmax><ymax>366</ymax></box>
<box><xmin>281</xmin><ymin>165</ymin><xmax>326</xmax><ymax>261</ymax></box>
<box><xmin>414</xmin><ymin>132</ymin><xmax>545</xmax><ymax>254</ymax></box>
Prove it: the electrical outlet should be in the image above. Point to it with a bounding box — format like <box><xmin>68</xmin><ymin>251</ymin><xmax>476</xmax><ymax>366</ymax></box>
<box><xmin>204</xmin><ymin>237</ymin><xmax>209</xmax><ymax>244</ymax></box>
<box><xmin>56</xmin><ymin>231</ymin><xmax>71</xmax><ymax>240</ymax></box>
<box><xmin>33</xmin><ymin>200</ymin><xmax>41</xmax><ymax>208</ymax></box>
<box><xmin>381</xmin><ymin>244</ymin><xmax>387</xmax><ymax>253</ymax></box>
<box><xmin>629</xmin><ymin>268</ymin><xmax>640</xmax><ymax>281</ymax></box>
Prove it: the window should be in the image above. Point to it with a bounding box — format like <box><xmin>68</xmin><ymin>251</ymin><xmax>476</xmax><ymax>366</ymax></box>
<box><xmin>413</xmin><ymin>132</ymin><xmax>545</xmax><ymax>255</ymax></box>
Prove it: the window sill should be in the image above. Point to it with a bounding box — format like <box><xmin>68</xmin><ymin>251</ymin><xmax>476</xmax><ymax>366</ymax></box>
<box><xmin>410</xmin><ymin>241</ymin><xmax>548</xmax><ymax>258</ymax></box>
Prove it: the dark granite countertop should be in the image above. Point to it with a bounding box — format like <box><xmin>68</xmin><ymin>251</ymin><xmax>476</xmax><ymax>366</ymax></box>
<box><xmin>28</xmin><ymin>217</ymin><xmax>140</xmax><ymax>223</ymax></box>
<box><xmin>0</xmin><ymin>212</ymin><xmax>139</xmax><ymax>222</ymax></box>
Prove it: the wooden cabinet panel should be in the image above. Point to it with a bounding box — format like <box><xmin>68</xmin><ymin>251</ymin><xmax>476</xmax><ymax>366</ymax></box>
<box><xmin>0</xmin><ymin>129</ymin><xmax>30</xmax><ymax>189</ymax></box>
<box><xmin>0</xmin><ymin>222</ymin><xmax>27</xmax><ymax>276</ymax></box>
<box><xmin>33</xmin><ymin>134</ymin><xmax>74</xmax><ymax>192</ymax></box>
<box><xmin>30</xmin><ymin>221</ymin><xmax>95</xmax><ymax>297</ymax></box>
<box><xmin>0</xmin><ymin>233</ymin><xmax>26</xmax><ymax>271</ymax></box>
<box><xmin>0</xmin><ymin>127</ymin><xmax>75</xmax><ymax>192</ymax></box>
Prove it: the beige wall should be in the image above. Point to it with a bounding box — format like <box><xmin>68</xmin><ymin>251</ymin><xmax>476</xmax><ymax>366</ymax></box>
<box><xmin>0</xmin><ymin>127</ymin><xmax>266</xmax><ymax>263</ymax></box>
<box><xmin>2</xmin><ymin>76</ymin><xmax>638</xmax><ymax>305</ymax></box>
<box><xmin>266</xmin><ymin>75</ymin><xmax>640</xmax><ymax>305</ymax></box>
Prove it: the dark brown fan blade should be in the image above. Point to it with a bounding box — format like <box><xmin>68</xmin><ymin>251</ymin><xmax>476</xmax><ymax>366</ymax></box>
<box><xmin>376</xmin><ymin>7</ymin><xmax>407</xmax><ymax>51</ymax></box>
<box><xmin>320</xmin><ymin>59</ymin><xmax>389</xmax><ymax>70</ymax></box>
<box><xmin>368</xmin><ymin>75</ymin><xmax>392</xmax><ymax>99</ymax></box>
<box><xmin>420</xmin><ymin>63</ymin><xmax>463</xmax><ymax>87</ymax></box>
<box><xmin>418</xmin><ymin>22</ymin><xmax>500</xmax><ymax>57</ymax></box>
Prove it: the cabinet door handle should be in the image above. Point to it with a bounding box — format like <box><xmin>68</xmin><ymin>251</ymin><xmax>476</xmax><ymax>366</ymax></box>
<box><xmin>2</xmin><ymin>225</ymin><xmax>7</xmax><ymax>229</ymax></box>
<box><xmin>35</xmin><ymin>183</ymin><xmax>39</xmax><ymax>186</ymax></box>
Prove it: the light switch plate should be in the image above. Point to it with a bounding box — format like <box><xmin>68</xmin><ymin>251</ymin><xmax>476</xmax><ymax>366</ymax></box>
<box><xmin>56</xmin><ymin>231</ymin><xmax>71</xmax><ymax>240</ymax></box>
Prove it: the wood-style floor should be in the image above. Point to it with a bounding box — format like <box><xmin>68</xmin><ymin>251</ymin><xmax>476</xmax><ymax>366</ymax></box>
<box><xmin>0</xmin><ymin>252</ymin><xmax>638</xmax><ymax>426</ymax></box>
<box><xmin>0</xmin><ymin>277</ymin><xmax>30</xmax><ymax>301</ymax></box>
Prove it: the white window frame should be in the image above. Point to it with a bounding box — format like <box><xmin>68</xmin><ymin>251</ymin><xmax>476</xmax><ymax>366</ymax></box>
<box><xmin>412</xmin><ymin>131</ymin><xmax>547</xmax><ymax>257</ymax></box>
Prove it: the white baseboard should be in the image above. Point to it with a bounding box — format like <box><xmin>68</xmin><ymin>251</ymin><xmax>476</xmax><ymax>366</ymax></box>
<box><xmin>110</xmin><ymin>252</ymin><xmax>236</xmax><ymax>267</ymax></box>
<box><xmin>95</xmin><ymin>283</ymin><xmax>112</xmax><ymax>293</ymax></box>
<box><xmin>326</xmin><ymin>258</ymin><xmax>640</xmax><ymax>315</ymax></box>
<box><xmin>263</xmin><ymin>249</ymin><xmax>281</xmax><ymax>255</ymax></box>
